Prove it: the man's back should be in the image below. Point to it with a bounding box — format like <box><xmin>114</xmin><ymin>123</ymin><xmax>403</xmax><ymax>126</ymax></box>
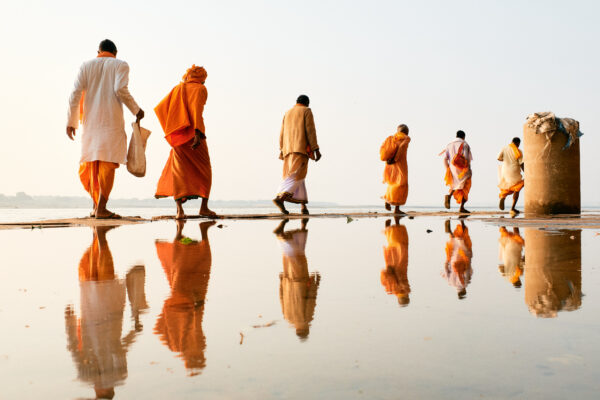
<box><xmin>280</xmin><ymin>104</ymin><xmax>318</xmax><ymax>158</ymax></box>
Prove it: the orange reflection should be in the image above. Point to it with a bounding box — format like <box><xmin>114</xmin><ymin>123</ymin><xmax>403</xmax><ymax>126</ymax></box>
<box><xmin>498</xmin><ymin>227</ymin><xmax>525</xmax><ymax>288</ymax></box>
<box><xmin>441</xmin><ymin>219</ymin><xmax>473</xmax><ymax>299</ymax></box>
<box><xmin>65</xmin><ymin>226</ymin><xmax>148</xmax><ymax>399</ymax></box>
<box><xmin>524</xmin><ymin>229</ymin><xmax>582</xmax><ymax>318</ymax></box>
<box><xmin>154</xmin><ymin>220</ymin><xmax>214</xmax><ymax>376</ymax></box>
<box><xmin>380</xmin><ymin>218</ymin><xmax>410</xmax><ymax>306</ymax></box>
<box><xmin>274</xmin><ymin>219</ymin><xmax>320</xmax><ymax>340</ymax></box>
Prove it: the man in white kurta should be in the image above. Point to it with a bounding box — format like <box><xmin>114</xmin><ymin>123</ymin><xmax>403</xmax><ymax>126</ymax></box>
<box><xmin>497</xmin><ymin>137</ymin><xmax>524</xmax><ymax>213</ymax></box>
<box><xmin>498</xmin><ymin>226</ymin><xmax>524</xmax><ymax>288</ymax></box>
<box><xmin>442</xmin><ymin>220</ymin><xmax>473</xmax><ymax>299</ymax></box>
<box><xmin>66</xmin><ymin>39</ymin><xmax>144</xmax><ymax>219</ymax></box>
<box><xmin>441</xmin><ymin>130</ymin><xmax>473</xmax><ymax>213</ymax></box>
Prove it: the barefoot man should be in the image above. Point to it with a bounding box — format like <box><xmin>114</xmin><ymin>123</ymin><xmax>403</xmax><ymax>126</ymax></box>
<box><xmin>155</xmin><ymin>65</ymin><xmax>216</xmax><ymax>219</ymax></box>
<box><xmin>273</xmin><ymin>95</ymin><xmax>321</xmax><ymax>215</ymax></box>
<box><xmin>441</xmin><ymin>130</ymin><xmax>473</xmax><ymax>213</ymax></box>
<box><xmin>497</xmin><ymin>137</ymin><xmax>524</xmax><ymax>214</ymax></box>
<box><xmin>380</xmin><ymin>124</ymin><xmax>411</xmax><ymax>214</ymax></box>
<box><xmin>67</xmin><ymin>39</ymin><xmax>145</xmax><ymax>219</ymax></box>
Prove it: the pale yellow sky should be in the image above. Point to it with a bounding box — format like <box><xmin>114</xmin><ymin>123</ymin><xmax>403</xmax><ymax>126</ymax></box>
<box><xmin>1</xmin><ymin>0</ymin><xmax>598</xmax><ymax>205</ymax></box>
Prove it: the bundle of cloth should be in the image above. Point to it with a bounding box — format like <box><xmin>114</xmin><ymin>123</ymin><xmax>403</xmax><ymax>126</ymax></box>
<box><xmin>525</xmin><ymin>111</ymin><xmax>583</xmax><ymax>150</ymax></box>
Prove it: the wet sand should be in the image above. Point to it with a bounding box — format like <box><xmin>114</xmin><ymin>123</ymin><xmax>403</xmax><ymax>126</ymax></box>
<box><xmin>3</xmin><ymin>211</ymin><xmax>600</xmax><ymax>230</ymax></box>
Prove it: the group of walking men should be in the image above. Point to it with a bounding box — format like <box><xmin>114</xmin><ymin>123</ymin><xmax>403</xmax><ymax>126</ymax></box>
<box><xmin>67</xmin><ymin>39</ymin><xmax>524</xmax><ymax>219</ymax></box>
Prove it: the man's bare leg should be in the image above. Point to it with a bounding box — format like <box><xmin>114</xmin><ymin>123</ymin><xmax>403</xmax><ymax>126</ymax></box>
<box><xmin>445</xmin><ymin>190</ymin><xmax>454</xmax><ymax>209</ymax></box>
<box><xmin>385</xmin><ymin>202</ymin><xmax>391</xmax><ymax>211</ymax></box>
<box><xmin>95</xmin><ymin>193</ymin><xmax>120</xmax><ymax>219</ymax></box>
<box><xmin>273</xmin><ymin>193</ymin><xmax>290</xmax><ymax>215</ymax></box>
<box><xmin>511</xmin><ymin>191</ymin><xmax>520</xmax><ymax>213</ymax></box>
<box><xmin>175</xmin><ymin>199</ymin><xmax>185</xmax><ymax>220</ymax></box>
<box><xmin>459</xmin><ymin>198</ymin><xmax>470</xmax><ymax>214</ymax></box>
<box><xmin>199</xmin><ymin>220</ymin><xmax>216</xmax><ymax>241</ymax></box>
<box><xmin>301</xmin><ymin>203</ymin><xmax>309</xmax><ymax>215</ymax></box>
<box><xmin>394</xmin><ymin>205</ymin><xmax>406</xmax><ymax>215</ymax></box>
<box><xmin>273</xmin><ymin>218</ymin><xmax>290</xmax><ymax>235</ymax></box>
<box><xmin>499</xmin><ymin>196</ymin><xmax>506</xmax><ymax>211</ymax></box>
<box><xmin>199</xmin><ymin>197</ymin><xmax>217</xmax><ymax>217</ymax></box>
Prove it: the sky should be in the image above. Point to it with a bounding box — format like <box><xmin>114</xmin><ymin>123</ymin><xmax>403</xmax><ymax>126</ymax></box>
<box><xmin>1</xmin><ymin>0</ymin><xmax>598</xmax><ymax>206</ymax></box>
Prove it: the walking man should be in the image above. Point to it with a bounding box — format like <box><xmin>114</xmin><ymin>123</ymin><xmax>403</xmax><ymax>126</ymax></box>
<box><xmin>273</xmin><ymin>95</ymin><xmax>321</xmax><ymax>215</ymax></box>
<box><xmin>66</xmin><ymin>39</ymin><xmax>144</xmax><ymax>219</ymax></box>
<box><xmin>441</xmin><ymin>130</ymin><xmax>473</xmax><ymax>213</ymax></box>
<box><xmin>497</xmin><ymin>137</ymin><xmax>524</xmax><ymax>214</ymax></box>
<box><xmin>380</xmin><ymin>124</ymin><xmax>411</xmax><ymax>214</ymax></box>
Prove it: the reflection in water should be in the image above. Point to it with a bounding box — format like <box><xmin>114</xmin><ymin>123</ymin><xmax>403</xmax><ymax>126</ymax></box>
<box><xmin>497</xmin><ymin>227</ymin><xmax>525</xmax><ymax>288</ymax></box>
<box><xmin>524</xmin><ymin>229</ymin><xmax>582</xmax><ymax>318</ymax></box>
<box><xmin>154</xmin><ymin>221</ymin><xmax>214</xmax><ymax>376</ymax></box>
<box><xmin>380</xmin><ymin>218</ymin><xmax>410</xmax><ymax>306</ymax></box>
<box><xmin>65</xmin><ymin>226</ymin><xmax>148</xmax><ymax>399</ymax></box>
<box><xmin>441</xmin><ymin>219</ymin><xmax>473</xmax><ymax>299</ymax></box>
<box><xmin>274</xmin><ymin>219</ymin><xmax>320</xmax><ymax>340</ymax></box>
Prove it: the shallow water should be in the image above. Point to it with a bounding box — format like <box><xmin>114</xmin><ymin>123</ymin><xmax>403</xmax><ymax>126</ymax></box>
<box><xmin>0</xmin><ymin>215</ymin><xmax>599</xmax><ymax>399</ymax></box>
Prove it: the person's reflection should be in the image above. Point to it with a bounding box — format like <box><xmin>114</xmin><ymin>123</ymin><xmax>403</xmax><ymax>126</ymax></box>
<box><xmin>498</xmin><ymin>227</ymin><xmax>525</xmax><ymax>288</ymax></box>
<box><xmin>65</xmin><ymin>226</ymin><xmax>148</xmax><ymax>400</ymax></box>
<box><xmin>274</xmin><ymin>218</ymin><xmax>320</xmax><ymax>341</ymax></box>
<box><xmin>441</xmin><ymin>219</ymin><xmax>473</xmax><ymax>299</ymax></box>
<box><xmin>154</xmin><ymin>220</ymin><xmax>215</xmax><ymax>376</ymax></box>
<box><xmin>524</xmin><ymin>229</ymin><xmax>582</xmax><ymax>318</ymax></box>
<box><xmin>380</xmin><ymin>217</ymin><xmax>410</xmax><ymax>306</ymax></box>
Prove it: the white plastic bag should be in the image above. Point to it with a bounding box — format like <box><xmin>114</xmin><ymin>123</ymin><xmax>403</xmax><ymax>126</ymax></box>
<box><xmin>127</xmin><ymin>122</ymin><xmax>151</xmax><ymax>177</ymax></box>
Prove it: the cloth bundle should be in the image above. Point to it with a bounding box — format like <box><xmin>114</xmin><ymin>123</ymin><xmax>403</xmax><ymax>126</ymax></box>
<box><xmin>525</xmin><ymin>112</ymin><xmax>583</xmax><ymax>150</ymax></box>
<box><xmin>127</xmin><ymin>122</ymin><xmax>151</xmax><ymax>177</ymax></box>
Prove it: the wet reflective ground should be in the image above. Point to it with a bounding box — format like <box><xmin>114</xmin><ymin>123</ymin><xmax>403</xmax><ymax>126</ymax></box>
<box><xmin>1</xmin><ymin>216</ymin><xmax>599</xmax><ymax>399</ymax></box>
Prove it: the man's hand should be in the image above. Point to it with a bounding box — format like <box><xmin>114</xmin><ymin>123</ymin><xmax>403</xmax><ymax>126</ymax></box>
<box><xmin>191</xmin><ymin>130</ymin><xmax>206</xmax><ymax>149</ymax></box>
<box><xmin>386</xmin><ymin>157</ymin><xmax>395</xmax><ymax>165</ymax></box>
<box><xmin>66</xmin><ymin>127</ymin><xmax>76</xmax><ymax>141</ymax></box>
<box><xmin>314</xmin><ymin>149</ymin><xmax>322</xmax><ymax>162</ymax></box>
<box><xmin>135</xmin><ymin>109</ymin><xmax>145</xmax><ymax>124</ymax></box>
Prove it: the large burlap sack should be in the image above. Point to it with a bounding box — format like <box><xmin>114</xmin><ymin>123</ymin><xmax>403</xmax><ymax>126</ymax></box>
<box><xmin>127</xmin><ymin>122</ymin><xmax>151</xmax><ymax>177</ymax></box>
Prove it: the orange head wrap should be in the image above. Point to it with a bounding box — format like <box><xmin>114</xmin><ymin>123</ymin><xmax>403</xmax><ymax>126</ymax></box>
<box><xmin>182</xmin><ymin>65</ymin><xmax>207</xmax><ymax>83</ymax></box>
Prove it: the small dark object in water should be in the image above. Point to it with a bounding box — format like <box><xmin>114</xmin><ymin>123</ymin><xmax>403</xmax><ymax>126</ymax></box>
<box><xmin>408</xmin><ymin>216</ymin><xmax>414</xmax><ymax>220</ymax></box>
<box><xmin>426</xmin><ymin>229</ymin><xmax>433</xmax><ymax>233</ymax></box>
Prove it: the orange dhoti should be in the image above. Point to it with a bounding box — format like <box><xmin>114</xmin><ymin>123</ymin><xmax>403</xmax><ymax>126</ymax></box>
<box><xmin>499</xmin><ymin>180</ymin><xmax>524</xmax><ymax>199</ymax></box>
<box><xmin>155</xmin><ymin>139</ymin><xmax>212</xmax><ymax>202</ymax></box>
<box><xmin>380</xmin><ymin>224</ymin><xmax>410</xmax><ymax>305</ymax></box>
<box><xmin>380</xmin><ymin>133</ymin><xmax>410</xmax><ymax>206</ymax></box>
<box><xmin>444</xmin><ymin>168</ymin><xmax>472</xmax><ymax>204</ymax></box>
<box><xmin>79</xmin><ymin>161</ymin><xmax>119</xmax><ymax>206</ymax></box>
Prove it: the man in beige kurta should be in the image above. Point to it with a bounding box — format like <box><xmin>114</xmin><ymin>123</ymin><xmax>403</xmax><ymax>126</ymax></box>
<box><xmin>497</xmin><ymin>137</ymin><xmax>524</xmax><ymax>213</ymax></box>
<box><xmin>274</xmin><ymin>95</ymin><xmax>321</xmax><ymax>215</ymax></box>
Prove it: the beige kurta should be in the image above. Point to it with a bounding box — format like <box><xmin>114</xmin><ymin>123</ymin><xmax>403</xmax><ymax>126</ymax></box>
<box><xmin>67</xmin><ymin>57</ymin><xmax>141</xmax><ymax>164</ymax></box>
<box><xmin>279</xmin><ymin>104</ymin><xmax>319</xmax><ymax>158</ymax></box>
<box><xmin>497</xmin><ymin>144</ymin><xmax>524</xmax><ymax>189</ymax></box>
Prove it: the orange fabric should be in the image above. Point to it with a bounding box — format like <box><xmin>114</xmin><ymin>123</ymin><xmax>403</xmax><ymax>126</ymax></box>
<box><xmin>182</xmin><ymin>65</ymin><xmax>207</xmax><ymax>83</ymax></box>
<box><xmin>499</xmin><ymin>180</ymin><xmax>524</xmax><ymax>199</ymax></box>
<box><xmin>155</xmin><ymin>138</ymin><xmax>212</xmax><ymax>201</ymax></box>
<box><xmin>282</xmin><ymin>153</ymin><xmax>308</xmax><ymax>180</ymax></box>
<box><xmin>445</xmin><ymin>225</ymin><xmax>473</xmax><ymax>286</ymax></box>
<box><xmin>445</xmin><ymin>173</ymin><xmax>471</xmax><ymax>204</ymax></box>
<box><xmin>499</xmin><ymin>227</ymin><xmax>525</xmax><ymax>245</ymax></box>
<box><xmin>77</xmin><ymin>52</ymin><xmax>117</xmax><ymax>121</ymax></box>
<box><xmin>79</xmin><ymin>161</ymin><xmax>119</xmax><ymax>205</ymax></box>
<box><xmin>451</xmin><ymin>143</ymin><xmax>469</xmax><ymax>179</ymax></box>
<box><xmin>154</xmin><ymin>238</ymin><xmax>211</xmax><ymax>373</ymax></box>
<box><xmin>380</xmin><ymin>224</ymin><xmax>410</xmax><ymax>301</ymax></box>
<box><xmin>380</xmin><ymin>133</ymin><xmax>410</xmax><ymax>206</ymax></box>
<box><xmin>78</xmin><ymin>234</ymin><xmax>115</xmax><ymax>282</ymax></box>
<box><xmin>509</xmin><ymin>142</ymin><xmax>522</xmax><ymax>160</ymax></box>
<box><xmin>155</xmin><ymin>66</ymin><xmax>208</xmax><ymax>147</ymax></box>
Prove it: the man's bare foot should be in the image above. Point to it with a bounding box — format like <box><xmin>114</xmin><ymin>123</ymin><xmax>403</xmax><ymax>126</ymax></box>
<box><xmin>199</xmin><ymin>208</ymin><xmax>217</xmax><ymax>218</ymax></box>
<box><xmin>459</xmin><ymin>207</ymin><xmax>471</xmax><ymax>214</ymax></box>
<box><xmin>499</xmin><ymin>197</ymin><xmax>505</xmax><ymax>210</ymax></box>
<box><xmin>301</xmin><ymin>205</ymin><xmax>309</xmax><ymax>215</ymax></box>
<box><xmin>175</xmin><ymin>200</ymin><xmax>186</xmax><ymax>220</ymax></box>
<box><xmin>273</xmin><ymin>198</ymin><xmax>289</xmax><ymax>215</ymax></box>
<box><xmin>444</xmin><ymin>195</ymin><xmax>451</xmax><ymax>209</ymax></box>
<box><xmin>510</xmin><ymin>208</ymin><xmax>520</xmax><ymax>215</ymax></box>
<box><xmin>394</xmin><ymin>206</ymin><xmax>405</xmax><ymax>215</ymax></box>
<box><xmin>384</xmin><ymin>202</ymin><xmax>391</xmax><ymax>211</ymax></box>
<box><xmin>95</xmin><ymin>210</ymin><xmax>122</xmax><ymax>219</ymax></box>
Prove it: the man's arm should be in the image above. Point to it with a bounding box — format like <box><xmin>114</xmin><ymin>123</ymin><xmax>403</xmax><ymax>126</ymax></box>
<box><xmin>305</xmin><ymin>109</ymin><xmax>321</xmax><ymax>161</ymax></box>
<box><xmin>66</xmin><ymin>64</ymin><xmax>86</xmax><ymax>140</ymax></box>
<box><xmin>114</xmin><ymin>62</ymin><xmax>144</xmax><ymax>121</ymax></box>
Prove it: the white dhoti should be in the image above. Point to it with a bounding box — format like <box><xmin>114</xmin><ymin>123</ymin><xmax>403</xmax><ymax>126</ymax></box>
<box><xmin>277</xmin><ymin>153</ymin><xmax>309</xmax><ymax>204</ymax></box>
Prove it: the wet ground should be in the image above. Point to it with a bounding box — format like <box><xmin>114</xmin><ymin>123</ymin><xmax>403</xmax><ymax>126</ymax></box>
<box><xmin>0</xmin><ymin>215</ymin><xmax>599</xmax><ymax>399</ymax></box>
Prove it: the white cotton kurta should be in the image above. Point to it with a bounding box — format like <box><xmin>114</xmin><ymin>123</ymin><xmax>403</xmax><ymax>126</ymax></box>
<box><xmin>497</xmin><ymin>145</ymin><xmax>523</xmax><ymax>189</ymax></box>
<box><xmin>498</xmin><ymin>233</ymin><xmax>524</xmax><ymax>283</ymax></box>
<box><xmin>67</xmin><ymin>57</ymin><xmax>140</xmax><ymax>164</ymax></box>
<box><xmin>441</xmin><ymin>237</ymin><xmax>473</xmax><ymax>291</ymax></box>
<box><xmin>443</xmin><ymin>138</ymin><xmax>473</xmax><ymax>189</ymax></box>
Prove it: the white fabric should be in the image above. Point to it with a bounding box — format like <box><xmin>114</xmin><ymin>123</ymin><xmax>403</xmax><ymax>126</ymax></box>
<box><xmin>498</xmin><ymin>234</ymin><xmax>524</xmax><ymax>283</ymax></box>
<box><xmin>277</xmin><ymin>173</ymin><xmax>308</xmax><ymax>203</ymax></box>
<box><xmin>278</xmin><ymin>230</ymin><xmax>307</xmax><ymax>257</ymax></box>
<box><xmin>126</xmin><ymin>122</ymin><xmax>151</xmax><ymax>177</ymax></box>
<box><xmin>67</xmin><ymin>57</ymin><xmax>141</xmax><ymax>164</ymax></box>
<box><xmin>441</xmin><ymin>237</ymin><xmax>473</xmax><ymax>291</ymax></box>
<box><xmin>497</xmin><ymin>145</ymin><xmax>523</xmax><ymax>189</ymax></box>
<box><xmin>442</xmin><ymin>138</ymin><xmax>473</xmax><ymax>190</ymax></box>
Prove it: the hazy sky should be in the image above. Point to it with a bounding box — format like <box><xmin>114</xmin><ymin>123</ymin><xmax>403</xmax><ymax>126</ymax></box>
<box><xmin>1</xmin><ymin>0</ymin><xmax>598</xmax><ymax>206</ymax></box>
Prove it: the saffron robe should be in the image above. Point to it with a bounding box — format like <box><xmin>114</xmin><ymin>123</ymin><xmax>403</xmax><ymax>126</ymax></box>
<box><xmin>497</xmin><ymin>143</ymin><xmax>524</xmax><ymax>198</ymax></box>
<box><xmin>441</xmin><ymin>224</ymin><xmax>473</xmax><ymax>294</ymax></box>
<box><xmin>79</xmin><ymin>161</ymin><xmax>119</xmax><ymax>206</ymax></box>
<box><xmin>380</xmin><ymin>132</ymin><xmax>410</xmax><ymax>206</ymax></box>
<box><xmin>155</xmin><ymin>80</ymin><xmax>211</xmax><ymax>201</ymax></box>
<box><xmin>155</xmin><ymin>237</ymin><xmax>211</xmax><ymax>373</ymax></box>
<box><xmin>277</xmin><ymin>228</ymin><xmax>320</xmax><ymax>338</ymax></box>
<box><xmin>380</xmin><ymin>224</ymin><xmax>410</xmax><ymax>304</ymax></box>
<box><xmin>498</xmin><ymin>227</ymin><xmax>524</xmax><ymax>286</ymax></box>
<box><xmin>442</xmin><ymin>138</ymin><xmax>473</xmax><ymax>204</ymax></box>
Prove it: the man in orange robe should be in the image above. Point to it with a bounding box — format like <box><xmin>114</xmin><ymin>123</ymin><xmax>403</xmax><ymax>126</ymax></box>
<box><xmin>380</xmin><ymin>124</ymin><xmax>411</xmax><ymax>214</ymax></box>
<box><xmin>441</xmin><ymin>130</ymin><xmax>473</xmax><ymax>213</ymax></box>
<box><xmin>274</xmin><ymin>218</ymin><xmax>321</xmax><ymax>339</ymax></box>
<box><xmin>65</xmin><ymin>226</ymin><xmax>147</xmax><ymax>399</ymax></box>
<box><xmin>154</xmin><ymin>220</ymin><xmax>214</xmax><ymax>375</ymax></box>
<box><xmin>441</xmin><ymin>220</ymin><xmax>473</xmax><ymax>299</ymax></box>
<box><xmin>67</xmin><ymin>39</ymin><xmax>145</xmax><ymax>219</ymax></box>
<box><xmin>155</xmin><ymin>65</ymin><xmax>216</xmax><ymax>219</ymax></box>
<box><xmin>380</xmin><ymin>218</ymin><xmax>410</xmax><ymax>306</ymax></box>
